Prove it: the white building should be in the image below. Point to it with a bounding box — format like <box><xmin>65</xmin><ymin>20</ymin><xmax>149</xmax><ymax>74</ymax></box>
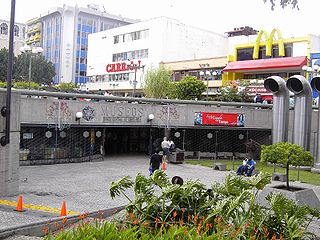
<box><xmin>85</xmin><ymin>17</ymin><xmax>228</xmax><ymax>95</ymax></box>
<box><xmin>0</xmin><ymin>19</ymin><xmax>26</xmax><ymax>56</ymax></box>
<box><xmin>26</xmin><ymin>4</ymin><xmax>136</xmax><ymax>85</ymax></box>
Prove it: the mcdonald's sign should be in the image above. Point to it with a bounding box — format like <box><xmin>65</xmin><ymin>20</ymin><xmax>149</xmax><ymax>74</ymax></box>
<box><xmin>253</xmin><ymin>28</ymin><xmax>285</xmax><ymax>59</ymax></box>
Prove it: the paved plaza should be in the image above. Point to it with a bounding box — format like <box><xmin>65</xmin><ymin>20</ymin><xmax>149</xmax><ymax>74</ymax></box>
<box><xmin>0</xmin><ymin>155</ymin><xmax>319</xmax><ymax>236</ymax></box>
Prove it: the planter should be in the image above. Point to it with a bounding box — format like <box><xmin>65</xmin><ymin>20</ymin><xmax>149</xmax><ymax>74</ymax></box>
<box><xmin>256</xmin><ymin>185</ymin><xmax>320</xmax><ymax>209</ymax></box>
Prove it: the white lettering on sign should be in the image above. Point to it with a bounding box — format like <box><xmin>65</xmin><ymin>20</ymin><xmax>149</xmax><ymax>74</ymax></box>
<box><xmin>100</xmin><ymin>105</ymin><xmax>144</xmax><ymax>118</ymax></box>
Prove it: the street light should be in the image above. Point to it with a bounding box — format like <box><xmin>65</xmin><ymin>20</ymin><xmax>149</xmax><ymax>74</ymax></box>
<box><xmin>127</xmin><ymin>61</ymin><xmax>145</xmax><ymax>97</ymax></box>
<box><xmin>199</xmin><ymin>66</ymin><xmax>212</xmax><ymax>101</ymax></box>
<box><xmin>19</xmin><ymin>45</ymin><xmax>43</xmax><ymax>89</ymax></box>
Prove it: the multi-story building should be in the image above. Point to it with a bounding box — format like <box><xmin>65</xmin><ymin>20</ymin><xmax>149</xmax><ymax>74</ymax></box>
<box><xmin>0</xmin><ymin>19</ymin><xmax>26</xmax><ymax>55</ymax></box>
<box><xmin>25</xmin><ymin>4</ymin><xmax>137</xmax><ymax>85</ymax></box>
<box><xmin>85</xmin><ymin>16</ymin><xmax>228</xmax><ymax>96</ymax></box>
<box><xmin>223</xmin><ymin>28</ymin><xmax>320</xmax><ymax>100</ymax></box>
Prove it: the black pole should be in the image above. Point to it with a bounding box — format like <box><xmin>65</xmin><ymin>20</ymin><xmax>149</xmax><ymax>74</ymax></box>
<box><xmin>1</xmin><ymin>0</ymin><xmax>16</xmax><ymax>146</ymax></box>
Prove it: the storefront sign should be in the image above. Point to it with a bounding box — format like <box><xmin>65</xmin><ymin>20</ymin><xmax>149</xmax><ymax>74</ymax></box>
<box><xmin>194</xmin><ymin>112</ymin><xmax>245</xmax><ymax>127</ymax></box>
<box><xmin>246</xmin><ymin>85</ymin><xmax>270</xmax><ymax>95</ymax></box>
<box><xmin>101</xmin><ymin>105</ymin><xmax>144</xmax><ymax>123</ymax></box>
<box><xmin>106</xmin><ymin>60</ymin><xmax>142</xmax><ymax>73</ymax></box>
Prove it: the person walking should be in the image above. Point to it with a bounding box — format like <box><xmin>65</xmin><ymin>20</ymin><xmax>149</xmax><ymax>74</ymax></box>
<box><xmin>161</xmin><ymin>137</ymin><xmax>170</xmax><ymax>168</ymax></box>
<box><xmin>149</xmin><ymin>150</ymin><xmax>162</xmax><ymax>176</ymax></box>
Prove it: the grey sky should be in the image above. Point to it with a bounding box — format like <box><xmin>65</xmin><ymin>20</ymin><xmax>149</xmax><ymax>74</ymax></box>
<box><xmin>1</xmin><ymin>0</ymin><xmax>319</xmax><ymax>38</ymax></box>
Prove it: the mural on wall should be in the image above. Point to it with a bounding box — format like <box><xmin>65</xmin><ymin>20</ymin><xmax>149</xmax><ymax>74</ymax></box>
<box><xmin>156</xmin><ymin>105</ymin><xmax>181</xmax><ymax>126</ymax></box>
<box><xmin>46</xmin><ymin>101</ymin><xmax>72</xmax><ymax>129</ymax></box>
<box><xmin>82</xmin><ymin>106</ymin><xmax>96</xmax><ymax>121</ymax></box>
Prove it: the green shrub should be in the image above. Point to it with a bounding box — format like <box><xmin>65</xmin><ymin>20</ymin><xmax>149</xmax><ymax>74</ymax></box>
<box><xmin>0</xmin><ymin>81</ymin><xmax>7</xmax><ymax>88</ymax></box>
<box><xmin>261</xmin><ymin>142</ymin><xmax>314</xmax><ymax>190</ymax></box>
<box><xmin>13</xmin><ymin>81</ymin><xmax>40</xmax><ymax>90</ymax></box>
<box><xmin>49</xmin><ymin>172</ymin><xmax>320</xmax><ymax>239</ymax></box>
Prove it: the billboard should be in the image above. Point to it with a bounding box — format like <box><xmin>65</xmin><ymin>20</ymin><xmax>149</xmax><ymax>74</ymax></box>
<box><xmin>194</xmin><ymin>112</ymin><xmax>245</xmax><ymax>127</ymax></box>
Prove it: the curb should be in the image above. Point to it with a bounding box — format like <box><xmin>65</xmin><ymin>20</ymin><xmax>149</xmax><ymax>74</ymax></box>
<box><xmin>0</xmin><ymin>205</ymin><xmax>125</xmax><ymax>239</ymax></box>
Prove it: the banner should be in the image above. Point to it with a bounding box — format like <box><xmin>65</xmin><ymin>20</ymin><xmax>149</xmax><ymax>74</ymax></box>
<box><xmin>194</xmin><ymin>112</ymin><xmax>245</xmax><ymax>127</ymax></box>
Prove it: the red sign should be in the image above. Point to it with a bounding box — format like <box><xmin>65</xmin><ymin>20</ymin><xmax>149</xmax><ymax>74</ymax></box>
<box><xmin>194</xmin><ymin>112</ymin><xmax>245</xmax><ymax>127</ymax></box>
<box><xmin>106</xmin><ymin>60</ymin><xmax>142</xmax><ymax>73</ymax></box>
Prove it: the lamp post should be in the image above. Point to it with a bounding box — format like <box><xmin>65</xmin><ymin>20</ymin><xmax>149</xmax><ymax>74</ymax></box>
<box><xmin>19</xmin><ymin>45</ymin><xmax>43</xmax><ymax>89</ymax></box>
<box><xmin>127</xmin><ymin>61</ymin><xmax>145</xmax><ymax>97</ymax></box>
<box><xmin>199</xmin><ymin>67</ymin><xmax>211</xmax><ymax>101</ymax></box>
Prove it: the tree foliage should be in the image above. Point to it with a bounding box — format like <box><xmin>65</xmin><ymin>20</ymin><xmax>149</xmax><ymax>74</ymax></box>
<box><xmin>260</xmin><ymin>142</ymin><xmax>313</xmax><ymax>189</ymax></box>
<box><xmin>0</xmin><ymin>48</ymin><xmax>55</xmax><ymax>85</ymax></box>
<box><xmin>263</xmin><ymin>0</ymin><xmax>299</xmax><ymax>10</ymax></box>
<box><xmin>14</xmin><ymin>53</ymin><xmax>55</xmax><ymax>85</ymax></box>
<box><xmin>218</xmin><ymin>87</ymin><xmax>243</xmax><ymax>102</ymax></box>
<box><xmin>143</xmin><ymin>66</ymin><xmax>174</xmax><ymax>99</ymax></box>
<box><xmin>174</xmin><ymin>76</ymin><xmax>206</xmax><ymax>100</ymax></box>
<box><xmin>0</xmin><ymin>48</ymin><xmax>9</xmax><ymax>81</ymax></box>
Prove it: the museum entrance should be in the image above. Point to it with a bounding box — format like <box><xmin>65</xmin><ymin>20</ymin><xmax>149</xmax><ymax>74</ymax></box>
<box><xmin>103</xmin><ymin>127</ymin><xmax>164</xmax><ymax>155</ymax></box>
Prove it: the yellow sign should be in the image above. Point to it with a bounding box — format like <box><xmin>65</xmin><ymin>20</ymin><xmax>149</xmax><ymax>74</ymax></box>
<box><xmin>253</xmin><ymin>28</ymin><xmax>285</xmax><ymax>59</ymax></box>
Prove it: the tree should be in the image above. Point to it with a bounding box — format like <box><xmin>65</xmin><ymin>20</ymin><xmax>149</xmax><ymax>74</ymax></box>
<box><xmin>174</xmin><ymin>76</ymin><xmax>206</xmax><ymax>100</ymax></box>
<box><xmin>260</xmin><ymin>142</ymin><xmax>313</xmax><ymax>190</ymax></box>
<box><xmin>218</xmin><ymin>87</ymin><xmax>243</xmax><ymax>102</ymax></box>
<box><xmin>0</xmin><ymin>48</ymin><xmax>9</xmax><ymax>81</ymax></box>
<box><xmin>14</xmin><ymin>53</ymin><xmax>55</xmax><ymax>85</ymax></box>
<box><xmin>143</xmin><ymin>66</ymin><xmax>174</xmax><ymax>99</ymax></box>
<box><xmin>263</xmin><ymin>0</ymin><xmax>299</xmax><ymax>10</ymax></box>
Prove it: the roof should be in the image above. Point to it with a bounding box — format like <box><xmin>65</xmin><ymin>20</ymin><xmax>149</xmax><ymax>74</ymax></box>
<box><xmin>223</xmin><ymin>56</ymin><xmax>307</xmax><ymax>72</ymax></box>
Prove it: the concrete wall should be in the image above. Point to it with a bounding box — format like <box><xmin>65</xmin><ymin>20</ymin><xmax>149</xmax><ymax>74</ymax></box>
<box><xmin>0</xmin><ymin>93</ymin><xmax>20</xmax><ymax>196</ymax></box>
<box><xmin>20</xmin><ymin>97</ymin><xmax>272</xmax><ymax>130</ymax></box>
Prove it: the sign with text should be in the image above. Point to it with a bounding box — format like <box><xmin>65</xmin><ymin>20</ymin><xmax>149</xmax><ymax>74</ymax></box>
<box><xmin>194</xmin><ymin>112</ymin><xmax>245</xmax><ymax>127</ymax></box>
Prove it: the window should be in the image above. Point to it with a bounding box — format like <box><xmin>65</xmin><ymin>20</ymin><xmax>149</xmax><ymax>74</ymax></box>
<box><xmin>80</xmin><ymin>71</ymin><xmax>86</xmax><ymax>76</ymax></box>
<box><xmin>14</xmin><ymin>25</ymin><xmax>19</xmax><ymax>37</ymax></box>
<box><xmin>0</xmin><ymin>23</ymin><xmax>8</xmax><ymax>35</ymax></box>
<box><xmin>113</xmin><ymin>29</ymin><xmax>149</xmax><ymax>44</ymax></box>
<box><xmin>112</xmin><ymin>49</ymin><xmax>148</xmax><ymax>62</ymax></box>
<box><xmin>237</xmin><ymin>48</ymin><xmax>253</xmax><ymax>61</ymax></box>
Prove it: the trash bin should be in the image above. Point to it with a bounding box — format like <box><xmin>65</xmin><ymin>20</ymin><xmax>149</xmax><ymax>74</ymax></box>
<box><xmin>169</xmin><ymin>148</ymin><xmax>184</xmax><ymax>163</ymax></box>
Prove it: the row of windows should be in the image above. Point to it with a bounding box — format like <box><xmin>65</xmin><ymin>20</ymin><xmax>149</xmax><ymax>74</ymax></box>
<box><xmin>112</xmin><ymin>49</ymin><xmax>148</xmax><ymax>62</ymax></box>
<box><xmin>90</xmin><ymin>73</ymin><xmax>131</xmax><ymax>83</ymax></box>
<box><xmin>114</xmin><ymin>29</ymin><xmax>149</xmax><ymax>44</ymax></box>
<box><xmin>173</xmin><ymin>69</ymin><xmax>223</xmax><ymax>81</ymax></box>
<box><xmin>237</xmin><ymin>44</ymin><xmax>293</xmax><ymax>61</ymax></box>
<box><xmin>243</xmin><ymin>72</ymin><xmax>300</xmax><ymax>80</ymax></box>
<box><xmin>0</xmin><ymin>23</ymin><xmax>25</xmax><ymax>37</ymax></box>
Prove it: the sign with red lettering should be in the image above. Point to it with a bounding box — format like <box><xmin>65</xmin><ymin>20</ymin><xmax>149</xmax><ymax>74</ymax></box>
<box><xmin>194</xmin><ymin>112</ymin><xmax>245</xmax><ymax>127</ymax></box>
<box><xmin>246</xmin><ymin>85</ymin><xmax>270</xmax><ymax>95</ymax></box>
<box><xmin>106</xmin><ymin>60</ymin><xmax>142</xmax><ymax>73</ymax></box>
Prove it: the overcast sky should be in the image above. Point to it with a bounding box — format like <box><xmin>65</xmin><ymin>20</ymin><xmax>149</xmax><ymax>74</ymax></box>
<box><xmin>1</xmin><ymin>0</ymin><xmax>318</xmax><ymax>37</ymax></box>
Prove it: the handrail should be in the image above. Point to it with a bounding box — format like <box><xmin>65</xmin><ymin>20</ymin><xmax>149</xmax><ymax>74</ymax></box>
<box><xmin>0</xmin><ymin>88</ymin><xmax>273</xmax><ymax>108</ymax></box>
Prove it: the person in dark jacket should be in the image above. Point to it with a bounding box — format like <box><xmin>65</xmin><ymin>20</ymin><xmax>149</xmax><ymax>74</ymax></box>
<box><xmin>149</xmin><ymin>149</ymin><xmax>162</xmax><ymax>175</ymax></box>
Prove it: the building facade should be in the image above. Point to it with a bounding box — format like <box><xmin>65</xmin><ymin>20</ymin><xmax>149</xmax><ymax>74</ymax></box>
<box><xmin>223</xmin><ymin>28</ymin><xmax>320</xmax><ymax>100</ymax></box>
<box><xmin>0</xmin><ymin>19</ymin><xmax>26</xmax><ymax>56</ymax></box>
<box><xmin>25</xmin><ymin>4</ymin><xmax>136</xmax><ymax>85</ymax></box>
<box><xmin>85</xmin><ymin>17</ymin><xmax>228</xmax><ymax>95</ymax></box>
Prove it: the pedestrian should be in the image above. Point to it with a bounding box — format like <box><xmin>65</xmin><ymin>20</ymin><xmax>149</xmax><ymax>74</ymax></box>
<box><xmin>168</xmin><ymin>138</ymin><xmax>175</xmax><ymax>153</ymax></box>
<box><xmin>161</xmin><ymin>137</ymin><xmax>170</xmax><ymax>166</ymax></box>
<box><xmin>236</xmin><ymin>158</ymin><xmax>248</xmax><ymax>175</ymax></box>
<box><xmin>149</xmin><ymin>149</ymin><xmax>162</xmax><ymax>176</ymax></box>
<box><xmin>245</xmin><ymin>158</ymin><xmax>256</xmax><ymax>177</ymax></box>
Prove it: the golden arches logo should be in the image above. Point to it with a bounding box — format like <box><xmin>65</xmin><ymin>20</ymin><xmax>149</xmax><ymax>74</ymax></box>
<box><xmin>253</xmin><ymin>28</ymin><xmax>285</xmax><ymax>59</ymax></box>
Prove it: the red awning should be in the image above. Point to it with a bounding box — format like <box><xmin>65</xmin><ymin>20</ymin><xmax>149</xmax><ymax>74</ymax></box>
<box><xmin>223</xmin><ymin>56</ymin><xmax>307</xmax><ymax>72</ymax></box>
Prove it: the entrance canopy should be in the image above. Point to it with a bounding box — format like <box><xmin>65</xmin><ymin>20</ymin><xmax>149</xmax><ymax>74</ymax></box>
<box><xmin>223</xmin><ymin>56</ymin><xmax>307</xmax><ymax>72</ymax></box>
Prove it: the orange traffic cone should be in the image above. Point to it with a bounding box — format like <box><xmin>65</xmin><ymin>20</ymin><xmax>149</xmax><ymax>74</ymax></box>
<box><xmin>60</xmin><ymin>201</ymin><xmax>67</xmax><ymax>216</ymax></box>
<box><xmin>15</xmin><ymin>195</ymin><xmax>25</xmax><ymax>212</ymax></box>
